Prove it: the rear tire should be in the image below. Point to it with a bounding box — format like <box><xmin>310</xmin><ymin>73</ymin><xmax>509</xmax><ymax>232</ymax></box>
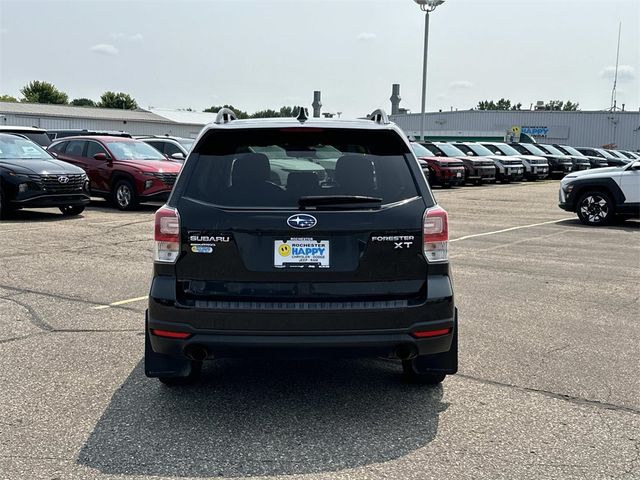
<box><xmin>576</xmin><ymin>191</ymin><xmax>614</xmax><ymax>226</ymax></box>
<box><xmin>112</xmin><ymin>179</ymin><xmax>138</xmax><ymax>211</ymax></box>
<box><xmin>402</xmin><ymin>358</ymin><xmax>447</xmax><ymax>385</ymax></box>
<box><xmin>59</xmin><ymin>205</ymin><xmax>85</xmax><ymax>216</ymax></box>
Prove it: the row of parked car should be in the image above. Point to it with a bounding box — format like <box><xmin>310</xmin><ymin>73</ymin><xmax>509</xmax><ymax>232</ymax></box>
<box><xmin>0</xmin><ymin>124</ymin><xmax>638</xmax><ymax>219</ymax></box>
<box><xmin>0</xmin><ymin>126</ymin><xmax>195</xmax><ymax>216</ymax></box>
<box><xmin>411</xmin><ymin>140</ymin><xmax>639</xmax><ymax>188</ymax></box>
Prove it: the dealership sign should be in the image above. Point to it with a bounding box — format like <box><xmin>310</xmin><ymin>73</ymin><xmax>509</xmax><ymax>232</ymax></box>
<box><xmin>522</xmin><ymin>126</ymin><xmax>549</xmax><ymax>137</ymax></box>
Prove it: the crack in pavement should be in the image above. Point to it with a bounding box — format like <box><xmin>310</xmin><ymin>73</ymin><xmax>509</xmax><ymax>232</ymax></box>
<box><xmin>457</xmin><ymin>374</ymin><xmax>640</xmax><ymax>415</ymax></box>
<box><xmin>0</xmin><ymin>331</ymin><xmax>48</xmax><ymax>345</ymax></box>
<box><xmin>0</xmin><ymin>284</ymin><xmax>142</xmax><ymax>312</ymax></box>
<box><xmin>2</xmin><ymin>295</ymin><xmax>54</xmax><ymax>332</ymax></box>
<box><xmin>0</xmin><ymin>328</ymin><xmax>139</xmax><ymax>346</ymax></box>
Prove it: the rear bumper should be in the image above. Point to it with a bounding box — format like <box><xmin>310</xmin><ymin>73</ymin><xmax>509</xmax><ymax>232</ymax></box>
<box><xmin>146</xmin><ymin>274</ymin><xmax>456</xmax><ymax>360</ymax></box>
<box><xmin>148</xmin><ymin>323</ymin><xmax>455</xmax><ymax>360</ymax></box>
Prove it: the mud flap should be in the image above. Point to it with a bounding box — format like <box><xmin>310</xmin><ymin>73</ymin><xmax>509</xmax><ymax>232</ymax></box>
<box><xmin>415</xmin><ymin>308</ymin><xmax>458</xmax><ymax>374</ymax></box>
<box><xmin>144</xmin><ymin>313</ymin><xmax>192</xmax><ymax>378</ymax></box>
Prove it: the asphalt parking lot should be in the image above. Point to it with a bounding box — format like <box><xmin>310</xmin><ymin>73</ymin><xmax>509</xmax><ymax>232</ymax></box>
<box><xmin>0</xmin><ymin>180</ymin><xmax>638</xmax><ymax>480</ymax></box>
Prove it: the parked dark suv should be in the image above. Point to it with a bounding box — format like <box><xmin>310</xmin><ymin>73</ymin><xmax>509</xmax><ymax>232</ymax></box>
<box><xmin>145</xmin><ymin>109</ymin><xmax>458</xmax><ymax>386</ymax></box>
<box><xmin>0</xmin><ymin>133</ymin><xmax>89</xmax><ymax>218</ymax></box>
<box><xmin>0</xmin><ymin>126</ymin><xmax>52</xmax><ymax>148</ymax></box>
<box><xmin>49</xmin><ymin>136</ymin><xmax>182</xmax><ymax>210</ymax></box>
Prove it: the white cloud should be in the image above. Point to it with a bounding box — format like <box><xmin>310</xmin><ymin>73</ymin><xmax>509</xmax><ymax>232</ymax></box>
<box><xmin>356</xmin><ymin>32</ymin><xmax>377</xmax><ymax>41</ymax></box>
<box><xmin>110</xmin><ymin>32</ymin><xmax>143</xmax><ymax>41</ymax></box>
<box><xmin>449</xmin><ymin>80</ymin><xmax>474</xmax><ymax>90</ymax></box>
<box><xmin>90</xmin><ymin>44</ymin><xmax>119</xmax><ymax>55</ymax></box>
<box><xmin>600</xmin><ymin>65</ymin><xmax>636</xmax><ymax>82</ymax></box>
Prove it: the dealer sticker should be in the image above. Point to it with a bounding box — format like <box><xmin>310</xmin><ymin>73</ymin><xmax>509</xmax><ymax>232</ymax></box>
<box><xmin>274</xmin><ymin>239</ymin><xmax>330</xmax><ymax>268</ymax></box>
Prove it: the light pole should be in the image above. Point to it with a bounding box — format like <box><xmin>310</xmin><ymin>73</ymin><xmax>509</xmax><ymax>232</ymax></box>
<box><xmin>413</xmin><ymin>0</ymin><xmax>445</xmax><ymax>142</ymax></box>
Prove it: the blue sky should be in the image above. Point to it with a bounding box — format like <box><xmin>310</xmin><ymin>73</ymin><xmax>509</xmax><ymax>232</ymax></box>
<box><xmin>0</xmin><ymin>0</ymin><xmax>638</xmax><ymax>117</ymax></box>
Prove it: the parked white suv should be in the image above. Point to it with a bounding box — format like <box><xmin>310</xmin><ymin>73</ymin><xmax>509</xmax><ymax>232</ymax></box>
<box><xmin>559</xmin><ymin>160</ymin><xmax>640</xmax><ymax>225</ymax></box>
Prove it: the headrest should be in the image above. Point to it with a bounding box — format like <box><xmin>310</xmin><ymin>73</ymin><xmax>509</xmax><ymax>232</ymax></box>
<box><xmin>232</xmin><ymin>153</ymin><xmax>271</xmax><ymax>186</ymax></box>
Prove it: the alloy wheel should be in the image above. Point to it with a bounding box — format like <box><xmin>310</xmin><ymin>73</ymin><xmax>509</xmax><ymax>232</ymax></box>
<box><xmin>580</xmin><ymin>194</ymin><xmax>609</xmax><ymax>223</ymax></box>
<box><xmin>116</xmin><ymin>185</ymin><xmax>132</xmax><ymax>208</ymax></box>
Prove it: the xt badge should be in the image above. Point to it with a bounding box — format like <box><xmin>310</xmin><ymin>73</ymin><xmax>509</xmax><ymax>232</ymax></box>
<box><xmin>371</xmin><ymin>235</ymin><xmax>415</xmax><ymax>249</ymax></box>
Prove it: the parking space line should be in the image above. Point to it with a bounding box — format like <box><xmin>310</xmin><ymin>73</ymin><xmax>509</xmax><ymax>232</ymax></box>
<box><xmin>450</xmin><ymin>218</ymin><xmax>573</xmax><ymax>243</ymax></box>
<box><xmin>93</xmin><ymin>296</ymin><xmax>147</xmax><ymax>310</ymax></box>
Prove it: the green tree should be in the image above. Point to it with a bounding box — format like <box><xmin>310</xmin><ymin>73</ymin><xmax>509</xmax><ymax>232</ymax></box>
<box><xmin>544</xmin><ymin>100</ymin><xmax>563</xmax><ymax>111</ymax></box>
<box><xmin>250</xmin><ymin>109</ymin><xmax>280</xmax><ymax>118</ymax></box>
<box><xmin>0</xmin><ymin>94</ymin><xmax>18</xmax><ymax>103</ymax></box>
<box><xmin>563</xmin><ymin>100</ymin><xmax>579</xmax><ymax>111</ymax></box>
<box><xmin>98</xmin><ymin>91</ymin><xmax>138</xmax><ymax>110</ymax></box>
<box><xmin>477</xmin><ymin>98</ymin><xmax>519</xmax><ymax>110</ymax></box>
<box><xmin>278</xmin><ymin>106</ymin><xmax>297</xmax><ymax>117</ymax></box>
<box><xmin>20</xmin><ymin>81</ymin><xmax>68</xmax><ymax>104</ymax></box>
<box><xmin>203</xmin><ymin>105</ymin><xmax>249</xmax><ymax>119</ymax></box>
<box><xmin>71</xmin><ymin>98</ymin><xmax>96</xmax><ymax>107</ymax></box>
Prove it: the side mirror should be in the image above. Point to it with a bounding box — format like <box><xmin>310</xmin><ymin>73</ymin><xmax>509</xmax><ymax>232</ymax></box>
<box><xmin>170</xmin><ymin>152</ymin><xmax>185</xmax><ymax>160</ymax></box>
<box><xmin>631</xmin><ymin>161</ymin><xmax>640</xmax><ymax>170</ymax></box>
<box><xmin>94</xmin><ymin>153</ymin><xmax>109</xmax><ymax>161</ymax></box>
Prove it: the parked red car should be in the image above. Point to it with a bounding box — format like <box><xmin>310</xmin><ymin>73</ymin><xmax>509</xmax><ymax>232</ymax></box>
<box><xmin>411</xmin><ymin>142</ymin><xmax>465</xmax><ymax>187</ymax></box>
<box><xmin>48</xmin><ymin>136</ymin><xmax>182</xmax><ymax>210</ymax></box>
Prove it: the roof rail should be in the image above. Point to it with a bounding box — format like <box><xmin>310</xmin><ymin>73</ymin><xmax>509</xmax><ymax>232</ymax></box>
<box><xmin>215</xmin><ymin>108</ymin><xmax>237</xmax><ymax>125</ymax></box>
<box><xmin>368</xmin><ymin>109</ymin><xmax>390</xmax><ymax>125</ymax></box>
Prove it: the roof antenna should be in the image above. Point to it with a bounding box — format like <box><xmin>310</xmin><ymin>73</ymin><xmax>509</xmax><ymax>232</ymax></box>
<box><xmin>296</xmin><ymin>106</ymin><xmax>309</xmax><ymax>122</ymax></box>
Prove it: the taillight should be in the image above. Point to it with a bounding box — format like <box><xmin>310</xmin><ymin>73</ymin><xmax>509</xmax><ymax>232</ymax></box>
<box><xmin>154</xmin><ymin>205</ymin><xmax>180</xmax><ymax>263</ymax></box>
<box><xmin>150</xmin><ymin>329</ymin><xmax>191</xmax><ymax>339</ymax></box>
<box><xmin>411</xmin><ymin>328</ymin><xmax>451</xmax><ymax>338</ymax></box>
<box><xmin>423</xmin><ymin>206</ymin><xmax>448</xmax><ymax>263</ymax></box>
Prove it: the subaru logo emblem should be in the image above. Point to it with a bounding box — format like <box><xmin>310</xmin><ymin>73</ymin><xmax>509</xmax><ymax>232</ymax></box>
<box><xmin>57</xmin><ymin>176</ymin><xmax>70</xmax><ymax>184</ymax></box>
<box><xmin>287</xmin><ymin>214</ymin><xmax>317</xmax><ymax>229</ymax></box>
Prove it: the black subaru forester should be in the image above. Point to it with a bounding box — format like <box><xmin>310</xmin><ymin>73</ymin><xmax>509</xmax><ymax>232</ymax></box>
<box><xmin>145</xmin><ymin>108</ymin><xmax>457</xmax><ymax>386</ymax></box>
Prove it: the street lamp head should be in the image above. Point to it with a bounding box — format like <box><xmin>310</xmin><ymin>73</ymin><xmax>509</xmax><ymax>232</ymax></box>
<box><xmin>413</xmin><ymin>0</ymin><xmax>445</xmax><ymax>11</ymax></box>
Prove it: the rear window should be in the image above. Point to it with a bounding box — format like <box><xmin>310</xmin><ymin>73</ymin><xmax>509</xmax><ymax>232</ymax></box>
<box><xmin>182</xmin><ymin>128</ymin><xmax>420</xmax><ymax>208</ymax></box>
<box><xmin>21</xmin><ymin>132</ymin><xmax>52</xmax><ymax>147</ymax></box>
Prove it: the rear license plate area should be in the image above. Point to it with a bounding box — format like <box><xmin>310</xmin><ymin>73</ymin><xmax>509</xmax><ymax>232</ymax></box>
<box><xmin>274</xmin><ymin>238</ymin><xmax>330</xmax><ymax>269</ymax></box>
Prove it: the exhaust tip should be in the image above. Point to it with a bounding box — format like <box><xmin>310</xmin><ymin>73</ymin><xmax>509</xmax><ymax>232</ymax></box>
<box><xmin>185</xmin><ymin>345</ymin><xmax>208</xmax><ymax>362</ymax></box>
<box><xmin>394</xmin><ymin>344</ymin><xmax>417</xmax><ymax>360</ymax></box>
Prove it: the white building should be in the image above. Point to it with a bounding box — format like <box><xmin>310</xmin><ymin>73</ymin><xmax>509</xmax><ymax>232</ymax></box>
<box><xmin>390</xmin><ymin>110</ymin><xmax>640</xmax><ymax>150</ymax></box>
<box><xmin>0</xmin><ymin>102</ymin><xmax>209</xmax><ymax>138</ymax></box>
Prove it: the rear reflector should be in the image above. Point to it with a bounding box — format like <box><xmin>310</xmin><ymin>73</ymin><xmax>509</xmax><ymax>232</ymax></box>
<box><xmin>150</xmin><ymin>329</ymin><xmax>192</xmax><ymax>339</ymax></box>
<box><xmin>411</xmin><ymin>328</ymin><xmax>451</xmax><ymax>338</ymax></box>
<box><xmin>154</xmin><ymin>205</ymin><xmax>180</xmax><ymax>263</ymax></box>
<box><xmin>423</xmin><ymin>206</ymin><xmax>449</xmax><ymax>263</ymax></box>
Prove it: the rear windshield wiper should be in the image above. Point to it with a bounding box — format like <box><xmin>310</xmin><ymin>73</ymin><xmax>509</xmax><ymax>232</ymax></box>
<box><xmin>298</xmin><ymin>195</ymin><xmax>382</xmax><ymax>210</ymax></box>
